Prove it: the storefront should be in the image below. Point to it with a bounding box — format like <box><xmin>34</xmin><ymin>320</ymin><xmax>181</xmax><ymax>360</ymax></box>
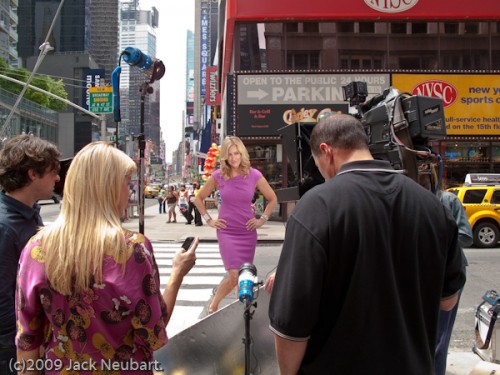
<box><xmin>435</xmin><ymin>137</ymin><xmax>500</xmax><ymax>187</ymax></box>
<box><xmin>213</xmin><ymin>0</ymin><xmax>500</xmax><ymax>219</ymax></box>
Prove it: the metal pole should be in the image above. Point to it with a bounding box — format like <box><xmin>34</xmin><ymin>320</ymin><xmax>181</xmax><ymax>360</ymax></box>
<box><xmin>138</xmin><ymin>84</ymin><xmax>147</xmax><ymax>234</ymax></box>
<box><xmin>0</xmin><ymin>74</ymin><xmax>100</xmax><ymax>120</ymax></box>
<box><xmin>138</xmin><ymin>81</ymin><xmax>153</xmax><ymax>234</ymax></box>
<box><xmin>243</xmin><ymin>301</ymin><xmax>255</xmax><ymax>375</ymax></box>
<box><xmin>0</xmin><ymin>0</ymin><xmax>67</xmax><ymax>139</ymax></box>
<box><xmin>100</xmin><ymin>115</ymin><xmax>107</xmax><ymax>141</ymax></box>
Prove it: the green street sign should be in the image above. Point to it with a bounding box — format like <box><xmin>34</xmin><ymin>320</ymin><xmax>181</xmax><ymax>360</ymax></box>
<box><xmin>89</xmin><ymin>87</ymin><xmax>113</xmax><ymax>114</ymax></box>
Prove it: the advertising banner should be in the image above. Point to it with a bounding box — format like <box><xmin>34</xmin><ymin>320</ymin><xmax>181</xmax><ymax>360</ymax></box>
<box><xmin>206</xmin><ymin>66</ymin><xmax>220</xmax><ymax>105</ymax></box>
<box><xmin>237</xmin><ymin>104</ymin><xmax>347</xmax><ymax>136</ymax></box>
<box><xmin>392</xmin><ymin>74</ymin><xmax>500</xmax><ymax>136</ymax></box>
<box><xmin>82</xmin><ymin>69</ymin><xmax>105</xmax><ymax>111</ymax></box>
<box><xmin>236</xmin><ymin>73</ymin><xmax>390</xmax><ymax>136</ymax></box>
<box><xmin>200</xmin><ymin>0</ymin><xmax>210</xmax><ymax>97</ymax></box>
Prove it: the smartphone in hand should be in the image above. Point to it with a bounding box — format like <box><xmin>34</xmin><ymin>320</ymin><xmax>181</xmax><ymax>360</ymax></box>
<box><xmin>181</xmin><ymin>236</ymin><xmax>196</xmax><ymax>251</ymax></box>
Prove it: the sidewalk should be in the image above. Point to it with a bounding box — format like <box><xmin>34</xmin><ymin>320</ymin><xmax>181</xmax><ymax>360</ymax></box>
<box><xmin>122</xmin><ymin>203</ymin><xmax>287</xmax><ymax>243</ymax></box>
<box><xmin>123</xmin><ymin>204</ymin><xmax>489</xmax><ymax>375</ymax></box>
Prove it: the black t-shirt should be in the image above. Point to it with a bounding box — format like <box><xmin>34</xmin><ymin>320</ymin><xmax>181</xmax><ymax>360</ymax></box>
<box><xmin>269</xmin><ymin>160</ymin><xmax>465</xmax><ymax>375</ymax></box>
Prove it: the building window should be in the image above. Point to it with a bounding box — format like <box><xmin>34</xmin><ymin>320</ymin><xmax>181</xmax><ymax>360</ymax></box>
<box><xmin>391</xmin><ymin>23</ymin><xmax>407</xmax><ymax>34</ymax></box>
<box><xmin>337</xmin><ymin>22</ymin><xmax>354</xmax><ymax>33</ymax></box>
<box><xmin>464</xmin><ymin>22</ymin><xmax>479</xmax><ymax>34</ymax></box>
<box><xmin>442</xmin><ymin>55</ymin><xmax>461</xmax><ymax>69</ymax></box>
<box><xmin>287</xmin><ymin>51</ymin><xmax>320</xmax><ymax>70</ymax></box>
<box><xmin>399</xmin><ymin>57</ymin><xmax>420</xmax><ymax>69</ymax></box>
<box><xmin>359</xmin><ymin>22</ymin><xmax>375</xmax><ymax>33</ymax></box>
<box><xmin>442</xmin><ymin>53</ymin><xmax>482</xmax><ymax>70</ymax></box>
<box><xmin>339</xmin><ymin>54</ymin><xmax>383</xmax><ymax>69</ymax></box>
<box><xmin>286</xmin><ymin>23</ymin><xmax>299</xmax><ymax>33</ymax></box>
<box><xmin>444</xmin><ymin>22</ymin><xmax>459</xmax><ymax>34</ymax></box>
<box><xmin>493</xmin><ymin>51</ymin><xmax>500</xmax><ymax>69</ymax></box>
<box><xmin>303</xmin><ymin>22</ymin><xmax>319</xmax><ymax>33</ymax></box>
<box><xmin>412</xmin><ymin>23</ymin><xmax>427</xmax><ymax>34</ymax></box>
<box><xmin>246</xmin><ymin>145</ymin><xmax>281</xmax><ymax>189</ymax></box>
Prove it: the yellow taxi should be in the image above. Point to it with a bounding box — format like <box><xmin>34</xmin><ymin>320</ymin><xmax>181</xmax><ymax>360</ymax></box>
<box><xmin>144</xmin><ymin>184</ymin><xmax>161</xmax><ymax>199</ymax></box>
<box><xmin>447</xmin><ymin>174</ymin><xmax>500</xmax><ymax>248</ymax></box>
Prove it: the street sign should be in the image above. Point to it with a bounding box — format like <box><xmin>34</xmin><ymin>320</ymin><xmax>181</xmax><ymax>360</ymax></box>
<box><xmin>89</xmin><ymin>86</ymin><xmax>113</xmax><ymax>114</ymax></box>
<box><xmin>109</xmin><ymin>135</ymin><xmax>123</xmax><ymax>142</ymax></box>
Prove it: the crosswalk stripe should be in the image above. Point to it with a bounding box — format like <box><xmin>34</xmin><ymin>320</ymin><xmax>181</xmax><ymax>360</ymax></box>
<box><xmin>156</xmin><ymin>253</ymin><xmax>222</xmax><ymax>259</ymax></box>
<box><xmin>157</xmin><ymin>259</ymin><xmax>223</xmax><ymax>267</ymax></box>
<box><xmin>156</xmin><ymin>267</ymin><xmax>226</xmax><ymax>274</ymax></box>
<box><xmin>151</xmin><ymin>241</ymin><xmax>226</xmax><ymax>336</ymax></box>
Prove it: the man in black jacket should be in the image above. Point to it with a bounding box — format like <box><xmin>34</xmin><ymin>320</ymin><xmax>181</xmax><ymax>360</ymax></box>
<box><xmin>0</xmin><ymin>135</ymin><xmax>60</xmax><ymax>374</ymax></box>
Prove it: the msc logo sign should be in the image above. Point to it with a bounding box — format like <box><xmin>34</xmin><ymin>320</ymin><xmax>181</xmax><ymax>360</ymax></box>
<box><xmin>412</xmin><ymin>80</ymin><xmax>458</xmax><ymax>107</ymax></box>
<box><xmin>364</xmin><ymin>0</ymin><xmax>419</xmax><ymax>13</ymax></box>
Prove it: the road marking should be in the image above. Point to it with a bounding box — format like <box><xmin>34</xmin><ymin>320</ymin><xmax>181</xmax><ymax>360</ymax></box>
<box><xmin>152</xmin><ymin>242</ymin><xmax>226</xmax><ymax>336</ymax></box>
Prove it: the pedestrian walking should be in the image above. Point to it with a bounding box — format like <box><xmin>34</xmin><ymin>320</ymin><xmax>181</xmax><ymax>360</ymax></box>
<box><xmin>178</xmin><ymin>184</ymin><xmax>193</xmax><ymax>224</ymax></box>
<box><xmin>158</xmin><ymin>186</ymin><xmax>166</xmax><ymax>214</ymax></box>
<box><xmin>165</xmin><ymin>185</ymin><xmax>179</xmax><ymax>223</ymax></box>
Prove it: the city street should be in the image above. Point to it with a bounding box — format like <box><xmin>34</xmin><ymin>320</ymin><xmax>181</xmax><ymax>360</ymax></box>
<box><xmin>38</xmin><ymin>199</ymin><xmax>500</xmax><ymax>351</ymax></box>
<box><xmin>3</xmin><ymin>2</ymin><xmax>499</xmax><ymax>374</ymax></box>
<box><xmin>37</xmin><ymin>200</ymin><xmax>500</xmax><ymax>374</ymax></box>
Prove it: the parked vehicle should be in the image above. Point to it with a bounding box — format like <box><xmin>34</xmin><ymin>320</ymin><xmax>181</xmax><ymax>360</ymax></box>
<box><xmin>447</xmin><ymin>180</ymin><xmax>500</xmax><ymax>248</ymax></box>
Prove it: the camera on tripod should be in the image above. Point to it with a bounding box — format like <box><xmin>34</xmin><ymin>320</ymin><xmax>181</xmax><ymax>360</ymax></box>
<box><xmin>342</xmin><ymin>81</ymin><xmax>447</xmax><ymax>182</ymax></box>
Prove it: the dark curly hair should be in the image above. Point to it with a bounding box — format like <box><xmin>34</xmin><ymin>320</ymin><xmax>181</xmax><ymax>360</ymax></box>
<box><xmin>0</xmin><ymin>134</ymin><xmax>61</xmax><ymax>192</ymax></box>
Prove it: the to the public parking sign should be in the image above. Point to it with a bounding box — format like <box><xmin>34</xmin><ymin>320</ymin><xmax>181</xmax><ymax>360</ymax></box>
<box><xmin>89</xmin><ymin>86</ymin><xmax>113</xmax><ymax>114</ymax></box>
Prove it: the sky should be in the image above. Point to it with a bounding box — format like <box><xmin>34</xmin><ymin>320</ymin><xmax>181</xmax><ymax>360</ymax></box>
<box><xmin>139</xmin><ymin>0</ymin><xmax>195</xmax><ymax>163</ymax></box>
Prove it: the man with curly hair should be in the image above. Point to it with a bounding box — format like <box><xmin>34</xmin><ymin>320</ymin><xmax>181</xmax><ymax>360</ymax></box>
<box><xmin>0</xmin><ymin>134</ymin><xmax>60</xmax><ymax>374</ymax></box>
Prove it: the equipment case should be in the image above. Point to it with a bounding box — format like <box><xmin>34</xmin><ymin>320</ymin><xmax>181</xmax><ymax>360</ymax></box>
<box><xmin>473</xmin><ymin>290</ymin><xmax>500</xmax><ymax>364</ymax></box>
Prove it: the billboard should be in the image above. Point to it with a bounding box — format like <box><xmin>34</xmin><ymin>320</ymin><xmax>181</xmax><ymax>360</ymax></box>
<box><xmin>392</xmin><ymin>74</ymin><xmax>500</xmax><ymax>136</ymax></box>
<box><xmin>236</xmin><ymin>73</ymin><xmax>390</xmax><ymax>136</ymax></box>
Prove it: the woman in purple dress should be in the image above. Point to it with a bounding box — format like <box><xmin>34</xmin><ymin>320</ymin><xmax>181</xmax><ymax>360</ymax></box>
<box><xmin>194</xmin><ymin>136</ymin><xmax>277</xmax><ymax>313</ymax></box>
<box><xmin>15</xmin><ymin>142</ymin><xmax>197</xmax><ymax>374</ymax></box>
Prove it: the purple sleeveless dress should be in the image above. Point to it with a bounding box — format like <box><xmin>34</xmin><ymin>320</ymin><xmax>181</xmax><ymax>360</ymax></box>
<box><xmin>212</xmin><ymin>167</ymin><xmax>263</xmax><ymax>269</ymax></box>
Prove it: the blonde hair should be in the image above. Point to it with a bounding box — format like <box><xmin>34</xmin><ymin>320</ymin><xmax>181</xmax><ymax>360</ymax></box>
<box><xmin>219</xmin><ymin>136</ymin><xmax>251</xmax><ymax>180</ymax></box>
<box><xmin>40</xmin><ymin>142</ymin><xmax>137</xmax><ymax>295</ymax></box>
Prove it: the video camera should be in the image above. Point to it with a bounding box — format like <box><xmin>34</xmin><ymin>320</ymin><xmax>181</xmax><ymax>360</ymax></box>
<box><xmin>342</xmin><ymin>81</ymin><xmax>447</xmax><ymax>183</ymax></box>
<box><xmin>277</xmin><ymin>81</ymin><xmax>447</xmax><ymax>201</ymax></box>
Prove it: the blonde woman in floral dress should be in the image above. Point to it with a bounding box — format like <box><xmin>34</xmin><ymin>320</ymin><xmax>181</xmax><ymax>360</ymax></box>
<box><xmin>15</xmin><ymin>142</ymin><xmax>197</xmax><ymax>374</ymax></box>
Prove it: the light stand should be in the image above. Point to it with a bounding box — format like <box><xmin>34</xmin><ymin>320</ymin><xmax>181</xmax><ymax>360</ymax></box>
<box><xmin>238</xmin><ymin>262</ymin><xmax>263</xmax><ymax>375</ymax></box>
<box><xmin>243</xmin><ymin>299</ymin><xmax>257</xmax><ymax>375</ymax></box>
<box><xmin>137</xmin><ymin>82</ymin><xmax>154</xmax><ymax>234</ymax></box>
<box><xmin>113</xmin><ymin>47</ymin><xmax>165</xmax><ymax>235</ymax></box>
